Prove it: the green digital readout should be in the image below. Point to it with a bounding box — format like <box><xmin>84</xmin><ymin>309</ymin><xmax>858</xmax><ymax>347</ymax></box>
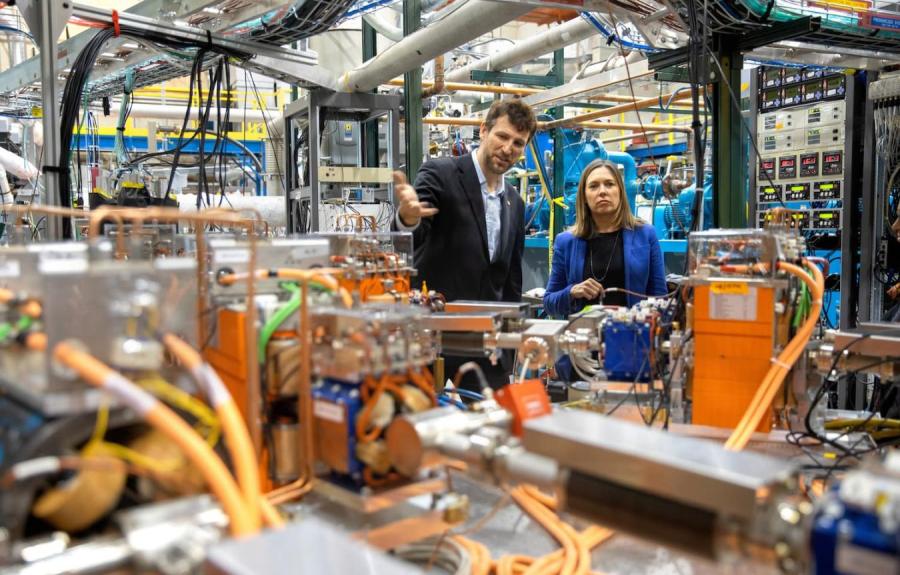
<box><xmin>820</xmin><ymin>183</ymin><xmax>834</xmax><ymax>190</ymax></box>
<box><xmin>819</xmin><ymin>213</ymin><xmax>834</xmax><ymax>220</ymax></box>
<box><xmin>791</xmin><ymin>186</ymin><xmax>804</xmax><ymax>192</ymax></box>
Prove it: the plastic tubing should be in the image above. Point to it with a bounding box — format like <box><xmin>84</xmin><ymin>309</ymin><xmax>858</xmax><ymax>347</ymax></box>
<box><xmin>52</xmin><ymin>341</ymin><xmax>256</xmax><ymax>536</ymax></box>
<box><xmin>724</xmin><ymin>260</ymin><xmax>823</xmax><ymax>450</ymax></box>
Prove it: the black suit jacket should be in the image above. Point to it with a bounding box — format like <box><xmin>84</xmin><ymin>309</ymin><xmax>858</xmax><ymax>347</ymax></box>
<box><xmin>395</xmin><ymin>154</ymin><xmax>524</xmax><ymax>302</ymax></box>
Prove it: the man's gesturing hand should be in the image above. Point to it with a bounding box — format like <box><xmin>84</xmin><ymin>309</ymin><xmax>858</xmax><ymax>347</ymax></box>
<box><xmin>394</xmin><ymin>171</ymin><xmax>438</xmax><ymax>227</ymax></box>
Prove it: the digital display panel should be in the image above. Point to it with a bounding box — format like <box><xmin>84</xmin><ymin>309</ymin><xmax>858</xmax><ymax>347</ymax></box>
<box><xmin>813</xmin><ymin>180</ymin><xmax>841</xmax><ymax>200</ymax></box>
<box><xmin>800</xmin><ymin>152</ymin><xmax>819</xmax><ymax>177</ymax></box>
<box><xmin>779</xmin><ymin>155</ymin><xmax>797</xmax><ymax>179</ymax></box>
<box><xmin>824</xmin><ymin>75</ymin><xmax>845</xmax><ymax>98</ymax></box>
<box><xmin>785</xmin><ymin>182</ymin><xmax>810</xmax><ymax>201</ymax></box>
<box><xmin>822</xmin><ymin>151</ymin><xmax>843</xmax><ymax>175</ymax></box>
<box><xmin>802</xmin><ymin>80</ymin><xmax>823</xmax><ymax>103</ymax></box>
<box><xmin>784</xmin><ymin>84</ymin><xmax>802</xmax><ymax>105</ymax></box>
<box><xmin>812</xmin><ymin>210</ymin><xmax>841</xmax><ymax>229</ymax></box>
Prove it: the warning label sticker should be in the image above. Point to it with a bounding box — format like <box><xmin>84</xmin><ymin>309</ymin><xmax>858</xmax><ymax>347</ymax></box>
<box><xmin>709</xmin><ymin>286</ymin><xmax>758</xmax><ymax>321</ymax></box>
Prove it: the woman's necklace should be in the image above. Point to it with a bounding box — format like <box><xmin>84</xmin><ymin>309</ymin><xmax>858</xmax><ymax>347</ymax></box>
<box><xmin>588</xmin><ymin>230</ymin><xmax>620</xmax><ymax>284</ymax></box>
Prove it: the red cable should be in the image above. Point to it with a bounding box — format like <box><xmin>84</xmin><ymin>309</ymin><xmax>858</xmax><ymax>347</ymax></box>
<box><xmin>111</xmin><ymin>10</ymin><xmax>120</xmax><ymax>37</ymax></box>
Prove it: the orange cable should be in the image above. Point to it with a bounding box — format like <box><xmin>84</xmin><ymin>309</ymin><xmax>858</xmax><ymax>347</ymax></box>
<box><xmin>162</xmin><ymin>333</ymin><xmax>271</xmax><ymax>528</ymax></box>
<box><xmin>725</xmin><ymin>260</ymin><xmax>823</xmax><ymax>450</ymax></box>
<box><xmin>52</xmin><ymin>342</ymin><xmax>256</xmax><ymax>536</ymax></box>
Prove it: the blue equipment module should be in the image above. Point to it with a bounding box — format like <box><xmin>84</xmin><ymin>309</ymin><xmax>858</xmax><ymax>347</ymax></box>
<box><xmin>810</xmin><ymin>484</ymin><xmax>898</xmax><ymax>574</ymax></box>
<box><xmin>311</xmin><ymin>378</ymin><xmax>364</xmax><ymax>484</ymax></box>
<box><xmin>602</xmin><ymin>319</ymin><xmax>652</xmax><ymax>382</ymax></box>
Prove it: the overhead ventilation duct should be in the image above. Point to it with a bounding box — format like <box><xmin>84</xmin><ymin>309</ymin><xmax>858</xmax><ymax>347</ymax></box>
<box><xmin>341</xmin><ymin>0</ymin><xmax>533</xmax><ymax>93</ymax></box>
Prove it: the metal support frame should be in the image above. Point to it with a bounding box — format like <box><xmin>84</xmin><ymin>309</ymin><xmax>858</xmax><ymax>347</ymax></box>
<box><xmin>403</xmin><ymin>0</ymin><xmax>423</xmax><ymax>180</ymax></box>
<box><xmin>19</xmin><ymin>1</ymin><xmax>72</xmax><ymax>240</ymax></box>
<box><xmin>283</xmin><ymin>90</ymin><xmax>401</xmax><ymax>234</ymax></box>
<box><xmin>648</xmin><ymin>17</ymin><xmax>821</xmax><ymax>71</ymax></box>
<box><xmin>712</xmin><ymin>36</ymin><xmax>746</xmax><ymax>228</ymax></box>
<box><xmin>747</xmin><ymin>73</ymin><xmax>759</xmax><ymax>232</ymax></box>
<box><xmin>858</xmin><ymin>78</ymin><xmax>880</xmax><ymax>323</ymax></box>
<box><xmin>840</xmin><ymin>74</ymin><xmax>864</xmax><ymax>330</ymax></box>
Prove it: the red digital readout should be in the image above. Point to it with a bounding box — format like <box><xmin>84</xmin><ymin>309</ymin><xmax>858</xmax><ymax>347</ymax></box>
<box><xmin>780</xmin><ymin>158</ymin><xmax>795</xmax><ymax>167</ymax></box>
<box><xmin>824</xmin><ymin>153</ymin><xmax>841</xmax><ymax>163</ymax></box>
<box><xmin>802</xmin><ymin>156</ymin><xmax>817</xmax><ymax>165</ymax></box>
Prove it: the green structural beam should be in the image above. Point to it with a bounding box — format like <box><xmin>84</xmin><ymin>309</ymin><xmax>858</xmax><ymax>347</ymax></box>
<box><xmin>403</xmin><ymin>0</ymin><xmax>423</xmax><ymax>181</ymax></box>
<box><xmin>551</xmin><ymin>49</ymin><xmax>566</xmax><ymax>238</ymax></box>
<box><xmin>470</xmin><ymin>70</ymin><xmax>561</xmax><ymax>88</ymax></box>
<box><xmin>713</xmin><ymin>42</ymin><xmax>746</xmax><ymax>228</ymax></box>
<box><xmin>362</xmin><ymin>20</ymin><xmax>379</xmax><ymax>168</ymax></box>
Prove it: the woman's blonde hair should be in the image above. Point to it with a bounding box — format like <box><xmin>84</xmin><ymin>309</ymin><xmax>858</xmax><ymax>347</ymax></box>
<box><xmin>572</xmin><ymin>159</ymin><xmax>641</xmax><ymax>238</ymax></box>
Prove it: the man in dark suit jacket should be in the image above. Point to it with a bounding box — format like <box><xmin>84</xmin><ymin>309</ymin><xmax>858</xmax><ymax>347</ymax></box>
<box><xmin>393</xmin><ymin>99</ymin><xmax>537</xmax><ymax>388</ymax></box>
<box><xmin>393</xmin><ymin>99</ymin><xmax>536</xmax><ymax>301</ymax></box>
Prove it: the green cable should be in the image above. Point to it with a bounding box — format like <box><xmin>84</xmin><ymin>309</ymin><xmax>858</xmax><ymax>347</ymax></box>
<box><xmin>257</xmin><ymin>279</ymin><xmax>345</xmax><ymax>362</ymax></box>
<box><xmin>792</xmin><ymin>282</ymin><xmax>809</xmax><ymax>329</ymax></box>
<box><xmin>258</xmin><ymin>282</ymin><xmax>302</xmax><ymax>364</ymax></box>
<box><xmin>0</xmin><ymin>322</ymin><xmax>13</xmax><ymax>342</ymax></box>
<box><xmin>15</xmin><ymin>316</ymin><xmax>32</xmax><ymax>332</ymax></box>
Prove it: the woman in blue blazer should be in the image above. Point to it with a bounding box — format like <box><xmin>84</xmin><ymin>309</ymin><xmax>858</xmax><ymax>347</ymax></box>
<box><xmin>543</xmin><ymin>159</ymin><xmax>666</xmax><ymax>379</ymax></box>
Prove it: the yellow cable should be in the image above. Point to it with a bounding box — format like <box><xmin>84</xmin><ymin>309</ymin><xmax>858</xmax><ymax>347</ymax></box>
<box><xmin>528</xmin><ymin>144</ymin><xmax>555</xmax><ymax>274</ymax></box>
<box><xmin>55</xmin><ymin>341</ymin><xmax>257</xmax><ymax>536</ymax></box>
<box><xmin>82</xmin><ymin>374</ymin><xmax>225</xmax><ymax>476</ymax></box>
<box><xmin>136</xmin><ymin>375</ymin><xmax>221</xmax><ymax>448</ymax></box>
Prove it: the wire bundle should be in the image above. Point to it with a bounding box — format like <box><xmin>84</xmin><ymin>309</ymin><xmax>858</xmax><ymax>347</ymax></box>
<box><xmin>790</xmin><ymin>328</ymin><xmax>900</xmax><ymax>478</ymax></box>
<box><xmin>724</xmin><ymin>259</ymin><xmax>824</xmax><ymax>451</ymax></box>
<box><xmin>58</xmin><ymin>23</ymin><xmax>252</xmax><ymax>235</ymax></box>
<box><xmin>493</xmin><ymin>485</ymin><xmax>614</xmax><ymax>575</ymax></box>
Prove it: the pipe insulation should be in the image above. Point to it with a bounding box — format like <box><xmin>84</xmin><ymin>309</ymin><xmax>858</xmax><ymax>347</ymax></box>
<box><xmin>0</xmin><ymin>145</ymin><xmax>38</xmax><ymax>180</ymax></box>
<box><xmin>445</xmin><ymin>17</ymin><xmax>597</xmax><ymax>83</ymax></box>
<box><xmin>0</xmin><ymin>164</ymin><xmax>12</xmax><ymax>205</ymax></box>
<box><xmin>176</xmin><ymin>194</ymin><xmax>286</xmax><ymax>226</ymax></box>
<box><xmin>127</xmin><ymin>104</ymin><xmax>270</xmax><ymax>123</ymax></box>
<box><xmin>341</xmin><ymin>0</ymin><xmax>533</xmax><ymax>92</ymax></box>
<box><xmin>363</xmin><ymin>12</ymin><xmax>402</xmax><ymax>42</ymax></box>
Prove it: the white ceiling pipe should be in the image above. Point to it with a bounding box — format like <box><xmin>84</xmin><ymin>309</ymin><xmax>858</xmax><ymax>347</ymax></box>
<box><xmin>128</xmin><ymin>103</ymin><xmax>283</xmax><ymax>139</ymax></box>
<box><xmin>363</xmin><ymin>12</ymin><xmax>402</xmax><ymax>42</ymax></box>
<box><xmin>445</xmin><ymin>17</ymin><xmax>596</xmax><ymax>83</ymax></box>
<box><xmin>0</xmin><ymin>145</ymin><xmax>38</xmax><ymax>180</ymax></box>
<box><xmin>127</xmin><ymin>103</ymin><xmax>272</xmax><ymax>123</ymax></box>
<box><xmin>341</xmin><ymin>0</ymin><xmax>533</xmax><ymax>93</ymax></box>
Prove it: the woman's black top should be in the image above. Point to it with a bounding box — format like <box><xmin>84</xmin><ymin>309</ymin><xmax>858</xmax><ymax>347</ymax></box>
<box><xmin>581</xmin><ymin>230</ymin><xmax>626</xmax><ymax>306</ymax></box>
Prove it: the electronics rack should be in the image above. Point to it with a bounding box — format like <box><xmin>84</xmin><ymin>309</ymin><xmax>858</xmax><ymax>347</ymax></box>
<box><xmin>749</xmin><ymin>66</ymin><xmax>862</xmax><ymax>329</ymax></box>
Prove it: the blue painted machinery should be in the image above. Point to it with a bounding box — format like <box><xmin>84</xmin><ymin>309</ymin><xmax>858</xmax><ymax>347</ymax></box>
<box><xmin>643</xmin><ymin>172</ymin><xmax>714</xmax><ymax>240</ymax></box>
<box><xmin>810</xmin><ymin>467</ymin><xmax>899</xmax><ymax>574</ymax></box>
<box><xmin>308</xmin><ymin>306</ymin><xmax>438</xmax><ymax>489</ymax></box>
<box><xmin>602</xmin><ymin>318</ymin><xmax>652</xmax><ymax>382</ymax></box>
<box><xmin>525</xmin><ymin>131</ymin><xmax>640</xmax><ymax>234</ymax></box>
<box><xmin>524</xmin><ymin>131</ymin><xmax>714</xmax><ymax>248</ymax></box>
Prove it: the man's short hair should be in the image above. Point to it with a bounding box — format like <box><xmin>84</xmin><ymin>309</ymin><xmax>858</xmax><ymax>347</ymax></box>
<box><xmin>483</xmin><ymin>98</ymin><xmax>538</xmax><ymax>139</ymax></box>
